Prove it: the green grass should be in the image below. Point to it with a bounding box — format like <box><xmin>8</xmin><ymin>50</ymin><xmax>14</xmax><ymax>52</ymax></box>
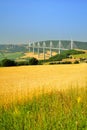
<box><xmin>0</xmin><ymin>87</ymin><xmax>87</xmax><ymax>130</ymax></box>
<box><xmin>0</xmin><ymin>53</ymin><xmax>4</xmax><ymax>61</ymax></box>
<box><xmin>72</xmin><ymin>53</ymin><xmax>87</xmax><ymax>59</ymax></box>
<box><xmin>0</xmin><ymin>52</ymin><xmax>25</xmax><ymax>61</ymax></box>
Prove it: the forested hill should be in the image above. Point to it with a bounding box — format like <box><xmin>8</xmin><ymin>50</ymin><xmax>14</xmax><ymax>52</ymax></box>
<box><xmin>0</xmin><ymin>44</ymin><xmax>29</xmax><ymax>52</ymax></box>
<box><xmin>0</xmin><ymin>40</ymin><xmax>87</xmax><ymax>52</ymax></box>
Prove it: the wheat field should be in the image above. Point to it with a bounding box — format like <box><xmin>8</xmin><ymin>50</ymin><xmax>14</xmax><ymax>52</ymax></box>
<box><xmin>0</xmin><ymin>63</ymin><xmax>87</xmax><ymax>106</ymax></box>
<box><xmin>22</xmin><ymin>51</ymin><xmax>57</xmax><ymax>60</ymax></box>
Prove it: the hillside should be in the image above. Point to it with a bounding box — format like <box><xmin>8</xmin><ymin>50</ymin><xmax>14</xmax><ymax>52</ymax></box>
<box><xmin>0</xmin><ymin>40</ymin><xmax>87</xmax><ymax>62</ymax></box>
<box><xmin>48</xmin><ymin>49</ymin><xmax>85</xmax><ymax>62</ymax></box>
<box><xmin>33</xmin><ymin>40</ymin><xmax>87</xmax><ymax>50</ymax></box>
<box><xmin>0</xmin><ymin>40</ymin><xmax>87</xmax><ymax>53</ymax></box>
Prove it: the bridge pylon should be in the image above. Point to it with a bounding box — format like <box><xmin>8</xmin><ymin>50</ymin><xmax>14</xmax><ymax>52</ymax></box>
<box><xmin>59</xmin><ymin>40</ymin><xmax>61</xmax><ymax>54</ymax></box>
<box><xmin>50</xmin><ymin>41</ymin><xmax>52</xmax><ymax>57</ymax></box>
<box><xmin>43</xmin><ymin>41</ymin><xmax>46</xmax><ymax>60</ymax></box>
<box><xmin>33</xmin><ymin>42</ymin><xmax>35</xmax><ymax>54</ymax></box>
<box><xmin>38</xmin><ymin>42</ymin><xmax>40</xmax><ymax>58</ymax></box>
<box><xmin>28</xmin><ymin>42</ymin><xmax>31</xmax><ymax>52</ymax></box>
<box><xmin>71</xmin><ymin>39</ymin><xmax>73</xmax><ymax>50</ymax></box>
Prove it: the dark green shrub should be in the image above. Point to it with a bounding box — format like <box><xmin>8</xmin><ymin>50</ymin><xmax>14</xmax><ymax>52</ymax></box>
<box><xmin>29</xmin><ymin>57</ymin><xmax>38</xmax><ymax>65</ymax></box>
<box><xmin>80</xmin><ymin>58</ymin><xmax>86</xmax><ymax>62</ymax></box>
<box><xmin>49</xmin><ymin>61</ymin><xmax>61</xmax><ymax>65</ymax></box>
<box><xmin>49</xmin><ymin>54</ymin><xmax>67</xmax><ymax>61</ymax></box>
<box><xmin>61</xmin><ymin>61</ymin><xmax>72</xmax><ymax>64</ymax></box>
<box><xmin>85</xmin><ymin>60</ymin><xmax>87</xmax><ymax>63</ymax></box>
<box><xmin>1</xmin><ymin>59</ymin><xmax>16</xmax><ymax>67</ymax></box>
<box><xmin>49</xmin><ymin>49</ymin><xmax>85</xmax><ymax>62</ymax></box>
<box><xmin>74</xmin><ymin>60</ymin><xmax>79</xmax><ymax>64</ymax></box>
<box><xmin>38</xmin><ymin>60</ymin><xmax>43</xmax><ymax>65</ymax></box>
<box><xmin>0</xmin><ymin>62</ymin><xmax>1</xmax><ymax>67</ymax></box>
<box><xmin>16</xmin><ymin>61</ymin><xmax>29</xmax><ymax>66</ymax></box>
<box><xmin>49</xmin><ymin>62</ymin><xmax>55</xmax><ymax>65</ymax></box>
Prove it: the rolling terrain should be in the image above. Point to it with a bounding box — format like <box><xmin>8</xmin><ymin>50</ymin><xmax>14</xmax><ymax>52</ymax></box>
<box><xmin>0</xmin><ymin>41</ymin><xmax>87</xmax><ymax>129</ymax></box>
<box><xmin>0</xmin><ymin>40</ymin><xmax>87</xmax><ymax>62</ymax></box>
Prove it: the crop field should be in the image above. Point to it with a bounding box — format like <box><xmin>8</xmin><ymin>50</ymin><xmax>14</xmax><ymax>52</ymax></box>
<box><xmin>22</xmin><ymin>51</ymin><xmax>57</xmax><ymax>60</ymax></box>
<box><xmin>0</xmin><ymin>63</ymin><xmax>87</xmax><ymax>106</ymax></box>
<box><xmin>0</xmin><ymin>64</ymin><xmax>87</xmax><ymax>129</ymax></box>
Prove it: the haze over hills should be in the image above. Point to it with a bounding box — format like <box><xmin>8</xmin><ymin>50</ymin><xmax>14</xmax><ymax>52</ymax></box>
<box><xmin>0</xmin><ymin>40</ymin><xmax>87</xmax><ymax>53</ymax></box>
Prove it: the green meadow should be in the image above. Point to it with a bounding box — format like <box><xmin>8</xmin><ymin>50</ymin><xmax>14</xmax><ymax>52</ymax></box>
<box><xmin>72</xmin><ymin>53</ymin><xmax>87</xmax><ymax>59</ymax></box>
<box><xmin>0</xmin><ymin>86</ymin><xmax>87</xmax><ymax>130</ymax></box>
<box><xmin>0</xmin><ymin>52</ymin><xmax>24</xmax><ymax>61</ymax></box>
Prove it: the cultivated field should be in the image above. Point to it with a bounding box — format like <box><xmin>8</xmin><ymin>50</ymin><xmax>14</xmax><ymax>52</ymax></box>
<box><xmin>0</xmin><ymin>63</ymin><xmax>87</xmax><ymax>106</ymax></box>
<box><xmin>0</xmin><ymin>64</ymin><xmax>87</xmax><ymax>130</ymax></box>
<box><xmin>22</xmin><ymin>51</ymin><xmax>57</xmax><ymax>60</ymax></box>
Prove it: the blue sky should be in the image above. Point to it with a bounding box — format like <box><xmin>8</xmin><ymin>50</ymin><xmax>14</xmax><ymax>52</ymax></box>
<box><xmin>0</xmin><ymin>0</ymin><xmax>87</xmax><ymax>44</ymax></box>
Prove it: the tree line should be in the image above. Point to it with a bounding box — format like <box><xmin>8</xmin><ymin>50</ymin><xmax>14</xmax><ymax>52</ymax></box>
<box><xmin>0</xmin><ymin>57</ymin><xmax>39</xmax><ymax>67</ymax></box>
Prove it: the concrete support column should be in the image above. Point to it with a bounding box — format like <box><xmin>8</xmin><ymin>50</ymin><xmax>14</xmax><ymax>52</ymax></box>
<box><xmin>71</xmin><ymin>39</ymin><xmax>73</xmax><ymax>50</ymax></box>
<box><xmin>29</xmin><ymin>42</ymin><xmax>31</xmax><ymax>52</ymax></box>
<box><xmin>38</xmin><ymin>42</ymin><xmax>40</xmax><ymax>58</ymax></box>
<box><xmin>50</xmin><ymin>41</ymin><xmax>52</xmax><ymax>57</ymax></box>
<box><xmin>33</xmin><ymin>42</ymin><xmax>35</xmax><ymax>54</ymax></box>
<box><xmin>43</xmin><ymin>41</ymin><xmax>46</xmax><ymax>60</ymax></box>
<box><xmin>59</xmin><ymin>40</ymin><xmax>61</xmax><ymax>54</ymax></box>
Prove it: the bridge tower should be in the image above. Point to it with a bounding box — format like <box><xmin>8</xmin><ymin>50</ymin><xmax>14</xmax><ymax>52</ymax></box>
<box><xmin>43</xmin><ymin>41</ymin><xmax>46</xmax><ymax>60</ymax></box>
<box><xmin>38</xmin><ymin>42</ymin><xmax>40</xmax><ymax>58</ymax></box>
<box><xmin>50</xmin><ymin>41</ymin><xmax>52</xmax><ymax>57</ymax></box>
<box><xmin>59</xmin><ymin>40</ymin><xmax>61</xmax><ymax>54</ymax></box>
<box><xmin>28</xmin><ymin>41</ymin><xmax>31</xmax><ymax>52</ymax></box>
<box><xmin>71</xmin><ymin>39</ymin><xmax>73</xmax><ymax>50</ymax></box>
<box><xmin>33</xmin><ymin>42</ymin><xmax>35</xmax><ymax>54</ymax></box>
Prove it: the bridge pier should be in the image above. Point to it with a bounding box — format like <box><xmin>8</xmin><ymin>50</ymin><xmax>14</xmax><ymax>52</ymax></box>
<box><xmin>43</xmin><ymin>41</ymin><xmax>46</xmax><ymax>60</ymax></box>
<box><xmin>28</xmin><ymin>42</ymin><xmax>31</xmax><ymax>52</ymax></box>
<box><xmin>29</xmin><ymin>40</ymin><xmax>75</xmax><ymax>58</ymax></box>
<box><xmin>38</xmin><ymin>42</ymin><xmax>40</xmax><ymax>58</ymax></box>
<box><xmin>50</xmin><ymin>41</ymin><xmax>52</xmax><ymax>57</ymax></box>
<box><xmin>71</xmin><ymin>40</ymin><xmax>73</xmax><ymax>49</ymax></box>
<box><xmin>33</xmin><ymin>42</ymin><xmax>35</xmax><ymax>54</ymax></box>
<box><xmin>58</xmin><ymin>40</ymin><xmax>61</xmax><ymax>54</ymax></box>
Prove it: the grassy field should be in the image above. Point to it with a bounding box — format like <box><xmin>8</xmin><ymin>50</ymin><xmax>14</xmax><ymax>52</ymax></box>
<box><xmin>0</xmin><ymin>52</ymin><xmax>25</xmax><ymax>61</ymax></box>
<box><xmin>0</xmin><ymin>51</ymin><xmax>57</xmax><ymax>61</ymax></box>
<box><xmin>0</xmin><ymin>64</ymin><xmax>87</xmax><ymax>129</ymax></box>
<box><xmin>72</xmin><ymin>53</ymin><xmax>87</xmax><ymax>59</ymax></box>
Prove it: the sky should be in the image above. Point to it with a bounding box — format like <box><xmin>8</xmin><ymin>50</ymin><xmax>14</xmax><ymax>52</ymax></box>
<box><xmin>0</xmin><ymin>0</ymin><xmax>87</xmax><ymax>44</ymax></box>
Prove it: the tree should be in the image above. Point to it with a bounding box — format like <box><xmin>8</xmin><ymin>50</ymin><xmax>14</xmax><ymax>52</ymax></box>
<box><xmin>29</xmin><ymin>57</ymin><xmax>38</xmax><ymax>65</ymax></box>
<box><xmin>1</xmin><ymin>59</ymin><xmax>16</xmax><ymax>67</ymax></box>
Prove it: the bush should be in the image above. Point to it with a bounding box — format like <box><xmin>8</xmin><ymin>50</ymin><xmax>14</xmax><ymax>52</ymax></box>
<box><xmin>49</xmin><ymin>49</ymin><xmax>85</xmax><ymax>62</ymax></box>
<box><xmin>74</xmin><ymin>60</ymin><xmax>79</xmax><ymax>64</ymax></box>
<box><xmin>49</xmin><ymin>61</ymin><xmax>72</xmax><ymax>65</ymax></box>
<box><xmin>38</xmin><ymin>60</ymin><xmax>43</xmax><ymax>65</ymax></box>
<box><xmin>49</xmin><ymin>54</ymin><xmax>67</xmax><ymax>61</ymax></box>
<box><xmin>1</xmin><ymin>59</ymin><xmax>16</xmax><ymax>67</ymax></box>
<box><xmin>29</xmin><ymin>57</ymin><xmax>38</xmax><ymax>65</ymax></box>
<box><xmin>85</xmin><ymin>60</ymin><xmax>87</xmax><ymax>63</ymax></box>
<box><xmin>0</xmin><ymin>62</ymin><xmax>1</xmax><ymax>67</ymax></box>
<box><xmin>61</xmin><ymin>61</ymin><xmax>72</xmax><ymax>64</ymax></box>
<box><xmin>16</xmin><ymin>61</ymin><xmax>29</xmax><ymax>66</ymax></box>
